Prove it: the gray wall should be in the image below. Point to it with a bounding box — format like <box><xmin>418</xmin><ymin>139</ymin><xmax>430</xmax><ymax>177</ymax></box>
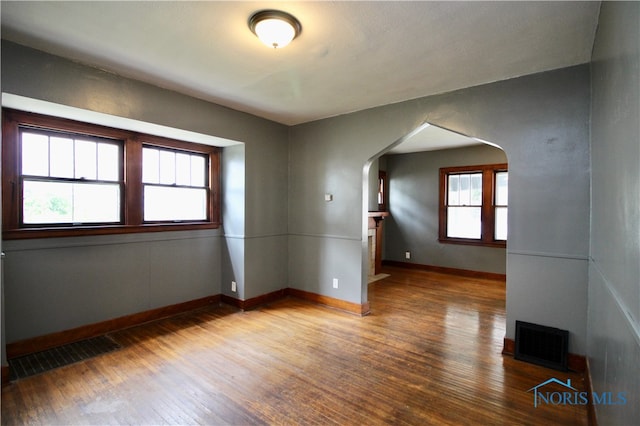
<box><xmin>367</xmin><ymin>159</ymin><xmax>380</xmax><ymax>212</ymax></box>
<box><xmin>3</xmin><ymin>231</ymin><xmax>221</xmax><ymax>342</ymax></box>
<box><xmin>589</xmin><ymin>2</ymin><xmax>640</xmax><ymax>424</ymax></box>
<box><xmin>289</xmin><ymin>64</ymin><xmax>591</xmax><ymax>354</ymax></box>
<box><xmin>3</xmin><ymin>8</ymin><xmax>639</xmax><ymax>417</ymax></box>
<box><xmin>0</xmin><ymin>41</ymin><xmax>289</xmax><ymax>343</ymax></box>
<box><xmin>383</xmin><ymin>144</ymin><xmax>507</xmax><ymax>274</ymax></box>
<box><xmin>221</xmin><ymin>144</ymin><xmax>246</xmax><ymax>300</ymax></box>
<box><xmin>0</xmin><ymin>39</ymin><xmax>594</xmax><ymax>363</ymax></box>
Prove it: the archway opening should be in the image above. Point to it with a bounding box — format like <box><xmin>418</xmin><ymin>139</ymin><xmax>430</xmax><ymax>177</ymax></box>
<box><xmin>362</xmin><ymin>122</ymin><xmax>508</xmax><ymax>308</ymax></box>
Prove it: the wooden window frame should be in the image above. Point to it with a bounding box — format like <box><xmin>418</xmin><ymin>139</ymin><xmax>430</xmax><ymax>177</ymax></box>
<box><xmin>2</xmin><ymin>109</ymin><xmax>221</xmax><ymax>240</ymax></box>
<box><xmin>438</xmin><ymin>163</ymin><xmax>507</xmax><ymax>248</ymax></box>
<box><xmin>377</xmin><ymin>170</ymin><xmax>388</xmax><ymax>211</ymax></box>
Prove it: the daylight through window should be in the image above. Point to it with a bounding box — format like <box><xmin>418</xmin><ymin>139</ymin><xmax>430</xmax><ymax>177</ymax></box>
<box><xmin>439</xmin><ymin>163</ymin><xmax>508</xmax><ymax>247</ymax></box>
<box><xmin>2</xmin><ymin>109</ymin><xmax>221</xmax><ymax>239</ymax></box>
<box><xmin>142</xmin><ymin>147</ymin><xmax>208</xmax><ymax>222</ymax></box>
<box><xmin>21</xmin><ymin>130</ymin><xmax>123</xmax><ymax>225</ymax></box>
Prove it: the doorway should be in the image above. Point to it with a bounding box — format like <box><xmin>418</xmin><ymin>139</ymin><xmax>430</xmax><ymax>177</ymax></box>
<box><xmin>363</xmin><ymin>123</ymin><xmax>508</xmax><ymax>302</ymax></box>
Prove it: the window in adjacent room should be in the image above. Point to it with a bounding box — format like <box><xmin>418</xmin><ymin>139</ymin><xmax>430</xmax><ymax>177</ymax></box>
<box><xmin>494</xmin><ymin>171</ymin><xmax>508</xmax><ymax>241</ymax></box>
<box><xmin>377</xmin><ymin>170</ymin><xmax>388</xmax><ymax>211</ymax></box>
<box><xmin>439</xmin><ymin>163</ymin><xmax>507</xmax><ymax>247</ymax></box>
<box><xmin>2</xmin><ymin>109</ymin><xmax>221</xmax><ymax>239</ymax></box>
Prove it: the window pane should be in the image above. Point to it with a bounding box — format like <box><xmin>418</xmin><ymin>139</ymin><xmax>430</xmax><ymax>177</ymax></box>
<box><xmin>159</xmin><ymin>150</ymin><xmax>175</xmax><ymax>184</ymax></box>
<box><xmin>75</xmin><ymin>140</ymin><xmax>97</xmax><ymax>179</ymax></box>
<box><xmin>143</xmin><ymin>148</ymin><xmax>160</xmax><ymax>183</ymax></box>
<box><xmin>23</xmin><ymin>180</ymin><xmax>72</xmax><ymax>224</ymax></box>
<box><xmin>459</xmin><ymin>174</ymin><xmax>470</xmax><ymax>205</ymax></box>
<box><xmin>97</xmin><ymin>143</ymin><xmax>119</xmax><ymax>181</ymax></box>
<box><xmin>49</xmin><ymin>137</ymin><xmax>74</xmax><ymax>178</ymax></box>
<box><xmin>23</xmin><ymin>181</ymin><xmax>120</xmax><ymax>224</ymax></box>
<box><xmin>176</xmin><ymin>153</ymin><xmax>191</xmax><ymax>186</ymax></box>
<box><xmin>448</xmin><ymin>173</ymin><xmax>482</xmax><ymax>206</ymax></box>
<box><xmin>22</xmin><ymin>132</ymin><xmax>49</xmax><ymax>176</ymax></box>
<box><xmin>496</xmin><ymin>172</ymin><xmax>508</xmax><ymax>205</ymax></box>
<box><xmin>470</xmin><ymin>173</ymin><xmax>482</xmax><ymax>205</ymax></box>
<box><xmin>448</xmin><ymin>175</ymin><xmax>459</xmax><ymax>205</ymax></box>
<box><xmin>495</xmin><ymin>207</ymin><xmax>508</xmax><ymax>240</ymax></box>
<box><xmin>144</xmin><ymin>186</ymin><xmax>207</xmax><ymax>221</ymax></box>
<box><xmin>447</xmin><ymin>206</ymin><xmax>481</xmax><ymax>239</ymax></box>
<box><xmin>72</xmin><ymin>183</ymin><xmax>121</xmax><ymax>223</ymax></box>
<box><xmin>191</xmin><ymin>155</ymin><xmax>206</xmax><ymax>187</ymax></box>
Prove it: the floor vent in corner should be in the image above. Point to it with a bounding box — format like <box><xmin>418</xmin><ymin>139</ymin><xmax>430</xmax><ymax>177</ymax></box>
<box><xmin>515</xmin><ymin>320</ymin><xmax>569</xmax><ymax>371</ymax></box>
<box><xmin>8</xmin><ymin>335</ymin><xmax>122</xmax><ymax>380</ymax></box>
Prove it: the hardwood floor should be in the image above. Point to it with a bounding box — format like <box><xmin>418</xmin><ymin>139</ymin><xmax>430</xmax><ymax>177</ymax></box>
<box><xmin>1</xmin><ymin>267</ymin><xmax>588</xmax><ymax>425</ymax></box>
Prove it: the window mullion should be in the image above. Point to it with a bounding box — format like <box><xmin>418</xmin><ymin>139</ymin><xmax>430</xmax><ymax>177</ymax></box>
<box><xmin>481</xmin><ymin>168</ymin><xmax>494</xmax><ymax>243</ymax></box>
<box><xmin>209</xmin><ymin>149</ymin><xmax>220</xmax><ymax>224</ymax></box>
<box><xmin>47</xmin><ymin>136</ymin><xmax>52</xmax><ymax>177</ymax></box>
<box><xmin>125</xmin><ymin>137</ymin><xmax>143</xmax><ymax>226</ymax></box>
<box><xmin>3</xmin><ymin>118</ymin><xmax>20</xmax><ymax>230</ymax></box>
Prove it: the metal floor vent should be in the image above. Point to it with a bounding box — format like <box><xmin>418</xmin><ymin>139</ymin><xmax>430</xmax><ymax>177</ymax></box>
<box><xmin>9</xmin><ymin>335</ymin><xmax>122</xmax><ymax>380</ymax></box>
<box><xmin>515</xmin><ymin>320</ymin><xmax>569</xmax><ymax>371</ymax></box>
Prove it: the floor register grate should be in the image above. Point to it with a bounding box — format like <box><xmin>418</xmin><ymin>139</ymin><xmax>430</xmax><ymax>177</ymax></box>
<box><xmin>8</xmin><ymin>335</ymin><xmax>122</xmax><ymax>380</ymax></box>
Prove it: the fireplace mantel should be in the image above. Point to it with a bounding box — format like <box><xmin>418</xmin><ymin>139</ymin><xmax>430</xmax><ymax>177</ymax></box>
<box><xmin>367</xmin><ymin>211</ymin><xmax>389</xmax><ymax>275</ymax></box>
<box><xmin>368</xmin><ymin>211</ymin><xmax>389</xmax><ymax>229</ymax></box>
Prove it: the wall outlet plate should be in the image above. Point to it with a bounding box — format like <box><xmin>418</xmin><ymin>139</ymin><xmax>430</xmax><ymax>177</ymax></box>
<box><xmin>332</xmin><ymin>278</ymin><xmax>339</xmax><ymax>289</ymax></box>
<box><xmin>231</xmin><ymin>281</ymin><xmax>237</xmax><ymax>292</ymax></box>
<box><xmin>405</xmin><ymin>251</ymin><xmax>411</xmax><ymax>259</ymax></box>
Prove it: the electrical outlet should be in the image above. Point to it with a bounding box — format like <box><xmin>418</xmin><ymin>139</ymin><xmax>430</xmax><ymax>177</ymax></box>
<box><xmin>231</xmin><ymin>281</ymin><xmax>237</xmax><ymax>292</ymax></box>
<box><xmin>405</xmin><ymin>251</ymin><xmax>411</xmax><ymax>260</ymax></box>
<box><xmin>333</xmin><ymin>278</ymin><xmax>339</xmax><ymax>289</ymax></box>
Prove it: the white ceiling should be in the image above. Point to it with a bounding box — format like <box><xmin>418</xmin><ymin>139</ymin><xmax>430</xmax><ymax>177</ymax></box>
<box><xmin>387</xmin><ymin>124</ymin><xmax>484</xmax><ymax>154</ymax></box>
<box><xmin>1</xmin><ymin>1</ymin><xmax>600</xmax><ymax>149</ymax></box>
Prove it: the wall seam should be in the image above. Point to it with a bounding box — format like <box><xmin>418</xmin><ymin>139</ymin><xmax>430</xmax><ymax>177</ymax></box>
<box><xmin>590</xmin><ymin>258</ymin><xmax>640</xmax><ymax>347</ymax></box>
<box><xmin>507</xmin><ymin>250</ymin><xmax>589</xmax><ymax>261</ymax></box>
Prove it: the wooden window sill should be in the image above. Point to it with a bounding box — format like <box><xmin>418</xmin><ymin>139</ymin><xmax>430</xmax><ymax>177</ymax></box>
<box><xmin>438</xmin><ymin>238</ymin><xmax>506</xmax><ymax>249</ymax></box>
<box><xmin>3</xmin><ymin>222</ymin><xmax>221</xmax><ymax>240</ymax></box>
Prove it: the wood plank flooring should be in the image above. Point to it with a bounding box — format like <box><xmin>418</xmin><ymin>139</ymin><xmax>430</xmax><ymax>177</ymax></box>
<box><xmin>1</xmin><ymin>267</ymin><xmax>588</xmax><ymax>425</ymax></box>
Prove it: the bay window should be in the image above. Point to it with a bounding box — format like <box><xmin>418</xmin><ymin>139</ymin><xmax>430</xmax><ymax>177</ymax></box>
<box><xmin>2</xmin><ymin>109</ymin><xmax>220</xmax><ymax>239</ymax></box>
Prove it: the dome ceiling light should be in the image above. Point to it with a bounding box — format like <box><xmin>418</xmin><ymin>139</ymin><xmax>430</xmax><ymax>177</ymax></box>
<box><xmin>248</xmin><ymin>10</ymin><xmax>302</xmax><ymax>49</ymax></box>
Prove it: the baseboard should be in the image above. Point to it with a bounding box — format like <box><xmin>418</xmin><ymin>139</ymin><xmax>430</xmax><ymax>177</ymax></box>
<box><xmin>1</xmin><ymin>365</ymin><xmax>10</xmax><ymax>387</ymax></box>
<box><xmin>383</xmin><ymin>260</ymin><xmax>506</xmax><ymax>281</ymax></box>
<box><xmin>502</xmin><ymin>337</ymin><xmax>586</xmax><ymax>373</ymax></box>
<box><xmin>502</xmin><ymin>337</ymin><xmax>515</xmax><ymax>355</ymax></box>
<box><xmin>7</xmin><ymin>286</ymin><xmax>371</xmax><ymax>359</ymax></box>
<box><xmin>287</xmin><ymin>288</ymin><xmax>371</xmax><ymax>316</ymax></box>
<box><xmin>6</xmin><ymin>294</ymin><xmax>221</xmax><ymax>359</ymax></box>
<box><xmin>222</xmin><ymin>288</ymin><xmax>370</xmax><ymax>316</ymax></box>
<box><xmin>221</xmin><ymin>289</ymin><xmax>287</xmax><ymax>311</ymax></box>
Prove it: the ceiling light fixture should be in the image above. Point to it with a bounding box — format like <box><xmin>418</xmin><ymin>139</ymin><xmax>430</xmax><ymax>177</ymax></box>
<box><xmin>249</xmin><ymin>10</ymin><xmax>301</xmax><ymax>49</ymax></box>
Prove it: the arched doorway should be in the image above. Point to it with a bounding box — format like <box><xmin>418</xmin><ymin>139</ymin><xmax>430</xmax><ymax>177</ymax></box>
<box><xmin>362</xmin><ymin>123</ymin><xmax>508</xmax><ymax>307</ymax></box>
